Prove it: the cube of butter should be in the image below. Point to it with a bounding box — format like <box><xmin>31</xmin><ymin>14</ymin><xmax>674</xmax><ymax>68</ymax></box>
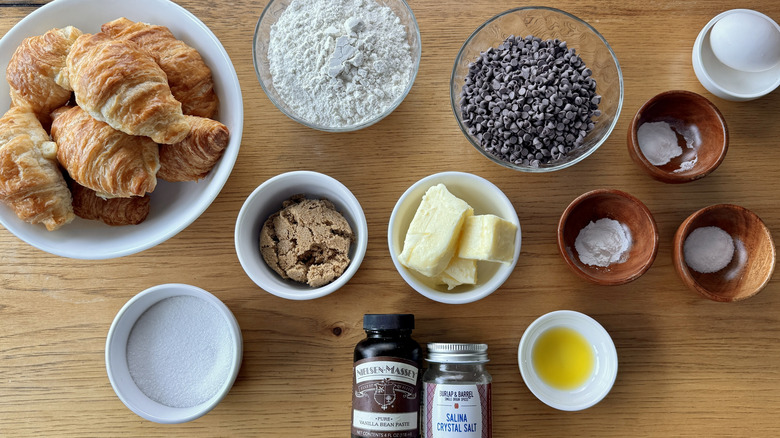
<box><xmin>435</xmin><ymin>256</ymin><xmax>477</xmax><ymax>290</ymax></box>
<box><xmin>398</xmin><ymin>184</ymin><xmax>473</xmax><ymax>277</ymax></box>
<box><xmin>457</xmin><ymin>214</ymin><xmax>517</xmax><ymax>263</ymax></box>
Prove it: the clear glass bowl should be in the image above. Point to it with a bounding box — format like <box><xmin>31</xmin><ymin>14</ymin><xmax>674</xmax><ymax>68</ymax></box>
<box><xmin>450</xmin><ymin>7</ymin><xmax>623</xmax><ymax>172</ymax></box>
<box><xmin>253</xmin><ymin>0</ymin><xmax>421</xmax><ymax>132</ymax></box>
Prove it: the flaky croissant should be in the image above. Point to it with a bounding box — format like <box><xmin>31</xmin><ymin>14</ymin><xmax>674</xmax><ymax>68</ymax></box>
<box><xmin>157</xmin><ymin>115</ymin><xmax>229</xmax><ymax>182</ymax></box>
<box><xmin>0</xmin><ymin>106</ymin><xmax>57</xmax><ymax>159</ymax></box>
<box><xmin>51</xmin><ymin>106</ymin><xmax>159</xmax><ymax>198</ymax></box>
<box><xmin>0</xmin><ymin>107</ymin><xmax>74</xmax><ymax>231</ymax></box>
<box><xmin>70</xmin><ymin>181</ymin><xmax>150</xmax><ymax>226</ymax></box>
<box><xmin>6</xmin><ymin>26</ymin><xmax>82</xmax><ymax>125</ymax></box>
<box><xmin>102</xmin><ymin>17</ymin><xmax>219</xmax><ymax>119</ymax></box>
<box><xmin>66</xmin><ymin>32</ymin><xmax>190</xmax><ymax>144</ymax></box>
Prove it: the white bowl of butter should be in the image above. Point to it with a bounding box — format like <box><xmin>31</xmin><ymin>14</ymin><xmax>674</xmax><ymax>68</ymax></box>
<box><xmin>388</xmin><ymin>172</ymin><xmax>521</xmax><ymax>304</ymax></box>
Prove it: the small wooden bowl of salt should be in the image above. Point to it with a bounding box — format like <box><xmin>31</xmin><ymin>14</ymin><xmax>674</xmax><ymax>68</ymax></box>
<box><xmin>558</xmin><ymin>189</ymin><xmax>659</xmax><ymax>285</ymax></box>
<box><xmin>627</xmin><ymin>90</ymin><xmax>728</xmax><ymax>183</ymax></box>
<box><xmin>673</xmin><ymin>204</ymin><xmax>776</xmax><ymax>302</ymax></box>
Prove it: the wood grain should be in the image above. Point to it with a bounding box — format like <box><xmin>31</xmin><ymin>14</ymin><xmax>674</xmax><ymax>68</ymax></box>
<box><xmin>2</xmin><ymin>0</ymin><xmax>780</xmax><ymax>436</ymax></box>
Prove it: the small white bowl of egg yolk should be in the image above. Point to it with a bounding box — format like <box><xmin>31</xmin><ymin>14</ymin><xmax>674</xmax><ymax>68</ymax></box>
<box><xmin>518</xmin><ymin>310</ymin><xmax>618</xmax><ymax>411</ymax></box>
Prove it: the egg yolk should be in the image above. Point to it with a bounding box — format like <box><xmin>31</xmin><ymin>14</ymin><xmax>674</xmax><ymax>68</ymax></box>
<box><xmin>532</xmin><ymin>327</ymin><xmax>595</xmax><ymax>390</ymax></box>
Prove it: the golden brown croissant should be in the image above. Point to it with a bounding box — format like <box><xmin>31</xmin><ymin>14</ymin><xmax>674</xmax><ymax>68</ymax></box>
<box><xmin>70</xmin><ymin>181</ymin><xmax>150</xmax><ymax>226</ymax></box>
<box><xmin>101</xmin><ymin>17</ymin><xmax>219</xmax><ymax>118</ymax></box>
<box><xmin>6</xmin><ymin>26</ymin><xmax>82</xmax><ymax>125</ymax></box>
<box><xmin>66</xmin><ymin>32</ymin><xmax>190</xmax><ymax>144</ymax></box>
<box><xmin>0</xmin><ymin>106</ymin><xmax>74</xmax><ymax>230</ymax></box>
<box><xmin>0</xmin><ymin>106</ymin><xmax>57</xmax><ymax>159</ymax></box>
<box><xmin>157</xmin><ymin>115</ymin><xmax>229</xmax><ymax>182</ymax></box>
<box><xmin>51</xmin><ymin>106</ymin><xmax>159</xmax><ymax>198</ymax></box>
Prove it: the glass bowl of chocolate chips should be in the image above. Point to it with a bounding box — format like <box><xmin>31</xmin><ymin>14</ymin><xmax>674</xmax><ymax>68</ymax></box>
<box><xmin>451</xmin><ymin>7</ymin><xmax>623</xmax><ymax>172</ymax></box>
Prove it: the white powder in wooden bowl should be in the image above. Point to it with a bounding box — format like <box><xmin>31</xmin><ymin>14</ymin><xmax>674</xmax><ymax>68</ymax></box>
<box><xmin>575</xmin><ymin>218</ymin><xmax>632</xmax><ymax>267</ymax></box>
<box><xmin>683</xmin><ymin>226</ymin><xmax>734</xmax><ymax>273</ymax></box>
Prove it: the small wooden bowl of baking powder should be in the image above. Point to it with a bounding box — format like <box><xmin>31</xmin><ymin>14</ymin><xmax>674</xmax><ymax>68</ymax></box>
<box><xmin>673</xmin><ymin>204</ymin><xmax>776</xmax><ymax>302</ymax></box>
<box><xmin>627</xmin><ymin>90</ymin><xmax>728</xmax><ymax>183</ymax></box>
<box><xmin>558</xmin><ymin>189</ymin><xmax>659</xmax><ymax>285</ymax></box>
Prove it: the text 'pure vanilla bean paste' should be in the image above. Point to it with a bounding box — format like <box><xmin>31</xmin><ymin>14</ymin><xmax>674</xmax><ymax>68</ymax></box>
<box><xmin>352</xmin><ymin>314</ymin><xmax>423</xmax><ymax>438</ymax></box>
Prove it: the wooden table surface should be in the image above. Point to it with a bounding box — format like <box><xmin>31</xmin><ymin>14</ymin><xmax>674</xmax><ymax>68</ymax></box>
<box><xmin>2</xmin><ymin>0</ymin><xmax>780</xmax><ymax>436</ymax></box>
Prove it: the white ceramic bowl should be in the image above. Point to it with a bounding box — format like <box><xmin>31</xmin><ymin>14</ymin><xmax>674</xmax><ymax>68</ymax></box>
<box><xmin>388</xmin><ymin>172</ymin><xmax>521</xmax><ymax>304</ymax></box>
<box><xmin>692</xmin><ymin>9</ymin><xmax>780</xmax><ymax>101</ymax></box>
<box><xmin>253</xmin><ymin>0</ymin><xmax>421</xmax><ymax>132</ymax></box>
<box><xmin>235</xmin><ymin>171</ymin><xmax>368</xmax><ymax>300</ymax></box>
<box><xmin>518</xmin><ymin>310</ymin><xmax>618</xmax><ymax>411</ymax></box>
<box><xmin>105</xmin><ymin>284</ymin><xmax>243</xmax><ymax>424</ymax></box>
<box><xmin>0</xmin><ymin>0</ymin><xmax>243</xmax><ymax>258</ymax></box>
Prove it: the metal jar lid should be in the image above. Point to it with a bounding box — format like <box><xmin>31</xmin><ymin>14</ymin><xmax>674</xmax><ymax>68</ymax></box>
<box><xmin>426</xmin><ymin>343</ymin><xmax>489</xmax><ymax>363</ymax></box>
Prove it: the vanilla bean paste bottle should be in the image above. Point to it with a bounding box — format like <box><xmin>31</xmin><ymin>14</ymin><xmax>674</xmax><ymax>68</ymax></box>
<box><xmin>352</xmin><ymin>314</ymin><xmax>422</xmax><ymax>438</ymax></box>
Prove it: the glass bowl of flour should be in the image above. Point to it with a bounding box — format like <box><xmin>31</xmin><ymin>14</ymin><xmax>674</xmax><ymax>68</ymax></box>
<box><xmin>253</xmin><ymin>0</ymin><xmax>421</xmax><ymax>131</ymax></box>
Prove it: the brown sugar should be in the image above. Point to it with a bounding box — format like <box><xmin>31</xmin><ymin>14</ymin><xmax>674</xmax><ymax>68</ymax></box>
<box><xmin>259</xmin><ymin>195</ymin><xmax>354</xmax><ymax>287</ymax></box>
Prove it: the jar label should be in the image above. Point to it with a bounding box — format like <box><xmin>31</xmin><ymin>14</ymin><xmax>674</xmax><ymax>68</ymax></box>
<box><xmin>352</xmin><ymin>356</ymin><xmax>421</xmax><ymax>437</ymax></box>
<box><xmin>422</xmin><ymin>383</ymin><xmax>492</xmax><ymax>438</ymax></box>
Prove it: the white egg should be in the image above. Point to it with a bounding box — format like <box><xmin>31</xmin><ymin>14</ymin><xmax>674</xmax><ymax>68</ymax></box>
<box><xmin>709</xmin><ymin>11</ymin><xmax>780</xmax><ymax>72</ymax></box>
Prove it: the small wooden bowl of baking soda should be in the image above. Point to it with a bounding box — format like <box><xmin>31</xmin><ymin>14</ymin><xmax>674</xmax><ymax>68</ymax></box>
<box><xmin>627</xmin><ymin>90</ymin><xmax>728</xmax><ymax>183</ymax></box>
<box><xmin>557</xmin><ymin>189</ymin><xmax>659</xmax><ymax>285</ymax></box>
<box><xmin>673</xmin><ymin>204</ymin><xmax>776</xmax><ymax>302</ymax></box>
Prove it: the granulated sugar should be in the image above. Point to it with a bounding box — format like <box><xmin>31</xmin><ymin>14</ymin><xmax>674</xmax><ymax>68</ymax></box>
<box><xmin>684</xmin><ymin>226</ymin><xmax>735</xmax><ymax>273</ymax></box>
<box><xmin>126</xmin><ymin>295</ymin><xmax>233</xmax><ymax>408</ymax></box>
<box><xmin>268</xmin><ymin>0</ymin><xmax>414</xmax><ymax>128</ymax></box>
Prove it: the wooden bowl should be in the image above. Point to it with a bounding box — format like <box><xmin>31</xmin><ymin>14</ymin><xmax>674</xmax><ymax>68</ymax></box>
<box><xmin>558</xmin><ymin>189</ymin><xmax>659</xmax><ymax>285</ymax></box>
<box><xmin>627</xmin><ymin>90</ymin><xmax>728</xmax><ymax>183</ymax></box>
<box><xmin>672</xmin><ymin>204</ymin><xmax>776</xmax><ymax>302</ymax></box>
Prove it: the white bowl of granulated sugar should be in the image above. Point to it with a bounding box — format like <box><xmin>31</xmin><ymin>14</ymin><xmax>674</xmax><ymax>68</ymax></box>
<box><xmin>105</xmin><ymin>284</ymin><xmax>243</xmax><ymax>423</ymax></box>
<box><xmin>253</xmin><ymin>0</ymin><xmax>421</xmax><ymax>131</ymax></box>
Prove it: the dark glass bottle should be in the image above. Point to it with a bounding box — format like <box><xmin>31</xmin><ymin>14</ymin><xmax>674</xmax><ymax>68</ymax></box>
<box><xmin>351</xmin><ymin>314</ymin><xmax>422</xmax><ymax>438</ymax></box>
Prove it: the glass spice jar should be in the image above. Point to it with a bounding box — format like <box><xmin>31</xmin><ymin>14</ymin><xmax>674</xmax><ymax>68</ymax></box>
<box><xmin>352</xmin><ymin>314</ymin><xmax>422</xmax><ymax>438</ymax></box>
<box><xmin>422</xmin><ymin>343</ymin><xmax>492</xmax><ymax>438</ymax></box>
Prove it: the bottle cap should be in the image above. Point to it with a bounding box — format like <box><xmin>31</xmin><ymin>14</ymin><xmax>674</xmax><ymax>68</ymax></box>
<box><xmin>363</xmin><ymin>314</ymin><xmax>415</xmax><ymax>330</ymax></box>
<box><xmin>426</xmin><ymin>343</ymin><xmax>489</xmax><ymax>363</ymax></box>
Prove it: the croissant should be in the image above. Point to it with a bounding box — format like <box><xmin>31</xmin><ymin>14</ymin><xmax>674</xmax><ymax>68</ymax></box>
<box><xmin>0</xmin><ymin>106</ymin><xmax>57</xmax><ymax>159</ymax></box>
<box><xmin>6</xmin><ymin>26</ymin><xmax>82</xmax><ymax>125</ymax></box>
<box><xmin>158</xmin><ymin>115</ymin><xmax>229</xmax><ymax>182</ymax></box>
<box><xmin>0</xmin><ymin>107</ymin><xmax>74</xmax><ymax>231</ymax></box>
<box><xmin>51</xmin><ymin>106</ymin><xmax>159</xmax><ymax>198</ymax></box>
<box><xmin>70</xmin><ymin>181</ymin><xmax>150</xmax><ymax>226</ymax></box>
<box><xmin>66</xmin><ymin>32</ymin><xmax>190</xmax><ymax>144</ymax></box>
<box><xmin>102</xmin><ymin>17</ymin><xmax>219</xmax><ymax>118</ymax></box>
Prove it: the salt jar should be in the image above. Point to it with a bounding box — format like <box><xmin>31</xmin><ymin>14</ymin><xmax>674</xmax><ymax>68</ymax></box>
<box><xmin>422</xmin><ymin>343</ymin><xmax>492</xmax><ymax>437</ymax></box>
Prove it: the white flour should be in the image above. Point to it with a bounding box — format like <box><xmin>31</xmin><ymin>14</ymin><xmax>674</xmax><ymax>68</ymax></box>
<box><xmin>268</xmin><ymin>0</ymin><xmax>414</xmax><ymax>128</ymax></box>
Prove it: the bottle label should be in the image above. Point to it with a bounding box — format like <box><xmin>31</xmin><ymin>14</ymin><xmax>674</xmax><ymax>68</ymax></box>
<box><xmin>422</xmin><ymin>383</ymin><xmax>492</xmax><ymax>438</ymax></box>
<box><xmin>352</xmin><ymin>356</ymin><xmax>421</xmax><ymax>437</ymax></box>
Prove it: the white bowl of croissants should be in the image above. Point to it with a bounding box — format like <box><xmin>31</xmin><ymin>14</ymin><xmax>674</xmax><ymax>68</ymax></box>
<box><xmin>0</xmin><ymin>0</ymin><xmax>243</xmax><ymax>259</ymax></box>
